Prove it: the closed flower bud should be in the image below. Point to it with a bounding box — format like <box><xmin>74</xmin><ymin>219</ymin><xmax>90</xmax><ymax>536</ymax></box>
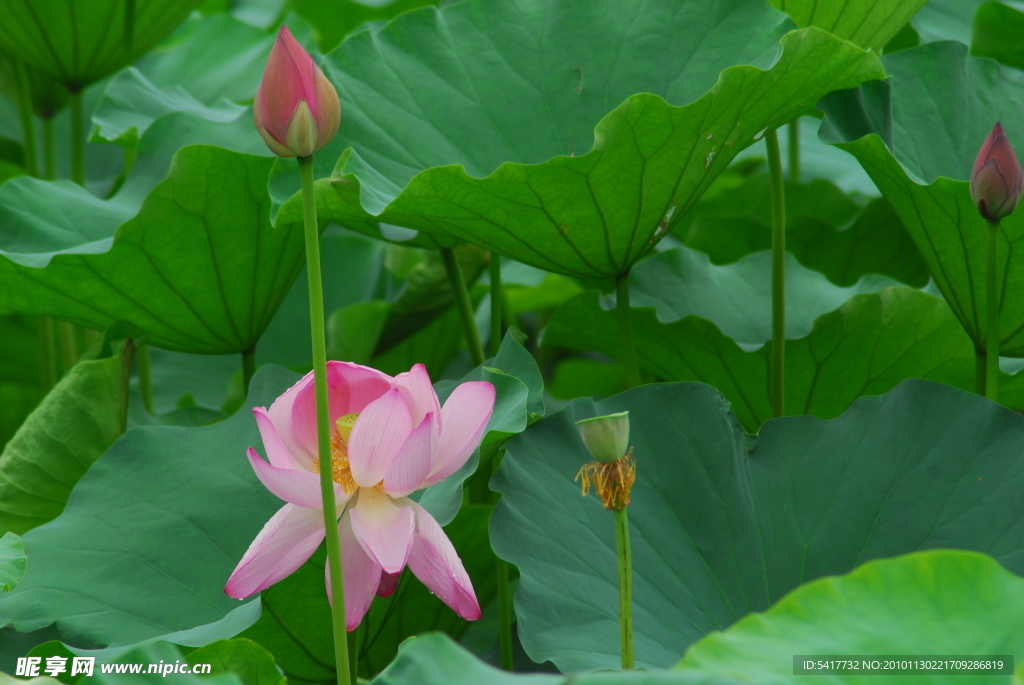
<box><xmin>971</xmin><ymin>122</ymin><xmax>1023</xmax><ymax>222</ymax></box>
<box><xmin>577</xmin><ymin>412</ymin><xmax>630</xmax><ymax>464</ymax></box>
<box><xmin>253</xmin><ymin>26</ymin><xmax>340</xmax><ymax>158</ymax></box>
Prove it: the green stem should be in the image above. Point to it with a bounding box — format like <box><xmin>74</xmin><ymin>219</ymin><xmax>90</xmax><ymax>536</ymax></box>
<box><xmin>39</xmin><ymin>316</ymin><xmax>58</xmax><ymax>392</ymax></box>
<box><xmin>124</xmin><ymin>0</ymin><xmax>136</xmax><ymax>62</ymax></box>
<box><xmin>441</xmin><ymin>247</ymin><xmax>485</xmax><ymax>367</ymax></box>
<box><xmin>614</xmin><ymin>507</ymin><xmax>633</xmax><ymax>670</ymax></box>
<box><xmin>69</xmin><ymin>90</ymin><xmax>84</xmax><ymax>186</ymax></box>
<box><xmin>119</xmin><ymin>339</ymin><xmax>136</xmax><ymax>434</ymax></box>
<box><xmin>347</xmin><ymin>623</ymin><xmax>360</xmax><ymax>684</ymax></box>
<box><xmin>298</xmin><ymin>155</ymin><xmax>351</xmax><ymax>685</ymax></box>
<box><xmin>14</xmin><ymin>60</ymin><xmax>37</xmax><ymax>177</ymax></box>
<box><xmin>787</xmin><ymin>119</ymin><xmax>800</xmax><ymax>184</ymax></box>
<box><xmin>42</xmin><ymin>117</ymin><xmax>55</xmax><ymax>179</ymax></box>
<box><xmin>616</xmin><ymin>274</ymin><xmax>641</xmax><ymax>389</ymax></box>
<box><xmin>766</xmin><ymin>129</ymin><xmax>786</xmax><ymax>418</ymax></box>
<box><xmin>242</xmin><ymin>345</ymin><xmax>256</xmax><ymax>396</ymax></box>
<box><xmin>492</xmin><ymin>454</ymin><xmax>514</xmax><ymax>671</ymax></box>
<box><xmin>986</xmin><ymin>220</ymin><xmax>1000</xmax><ymax>402</ymax></box>
<box><xmin>489</xmin><ymin>253</ymin><xmax>503</xmax><ymax>357</ymax></box>
<box><xmin>138</xmin><ymin>343</ymin><xmax>153</xmax><ymax>413</ymax></box>
<box><xmin>975</xmin><ymin>350</ymin><xmax>986</xmax><ymax>396</ymax></box>
<box><xmin>57</xmin><ymin>321</ymin><xmax>78</xmax><ymax>373</ymax></box>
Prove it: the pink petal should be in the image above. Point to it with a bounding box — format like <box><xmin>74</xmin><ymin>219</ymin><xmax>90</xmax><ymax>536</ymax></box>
<box><xmin>349</xmin><ymin>488</ymin><xmax>415</xmax><ymax>574</ymax></box>
<box><xmin>257</xmin><ymin>26</ymin><xmax>316</xmax><ymax>141</ymax></box>
<box><xmin>326</xmin><ymin>513</ymin><xmax>381</xmax><ymax>631</ymax></box>
<box><xmin>289</xmin><ymin>362</ymin><xmax>393</xmax><ymax>464</ymax></box>
<box><xmin>247</xmin><ymin>447</ymin><xmax>348</xmax><ymax>509</ymax></box>
<box><xmin>266</xmin><ymin>372</ymin><xmax>317</xmax><ymax>470</ymax></box>
<box><xmin>407</xmin><ymin>502</ymin><xmax>480</xmax><ymax>620</ymax></box>
<box><xmin>383</xmin><ymin>413</ymin><xmax>438</xmax><ymax>497</ymax></box>
<box><xmin>348</xmin><ymin>389</ymin><xmax>413</xmax><ymax>487</ymax></box>
<box><xmin>225</xmin><ymin>504</ymin><xmax>325</xmax><ymax>599</ymax></box>
<box><xmin>392</xmin><ymin>364</ymin><xmax>442</xmax><ymax>431</ymax></box>
<box><xmin>425</xmin><ymin>382</ymin><xmax>495</xmax><ymax>486</ymax></box>
<box><xmin>376</xmin><ymin>571</ymin><xmax>401</xmax><ymax>598</ymax></box>
<box><xmin>253</xmin><ymin>407</ymin><xmax>300</xmax><ymax>470</ymax></box>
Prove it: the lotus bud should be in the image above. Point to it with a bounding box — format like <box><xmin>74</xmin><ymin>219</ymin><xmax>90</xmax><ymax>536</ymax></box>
<box><xmin>971</xmin><ymin>122</ymin><xmax>1023</xmax><ymax>222</ymax></box>
<box><xmin>576</xmin><ymin>412</ymin><xmax>630</xmax><ymax>464</ymax></box>
<box><xmin>253</xmin><ymin>26</ymin><xmax>340</xmax><ymax>158</ymax></box>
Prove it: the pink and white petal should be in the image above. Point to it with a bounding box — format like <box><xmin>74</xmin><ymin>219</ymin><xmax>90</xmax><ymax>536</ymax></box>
<box><xmin>406</xmin><ymin>501</ymin><xmax>481</xmax><ymax>620</ymax></box>
<box><xmin>326</xmin><ymin>513</ymin><xmax>382</xmax><ymax>631</ymax></box>
<box><xmin>348</xmin><ymin>389</ymin><xmax>413</xmax><ymax>487</ymax></box>
<box><xmin>254</xmin><ymin>407</ymin><xmax>304</xmax><ymax>470</ymax></box>
<box><xmin>349</xmin><ymin>488</ymin><xmax>415</xmax><ymax>573</ymax></box>
<box><xmin>391</xmin><ymin>364</ymin><xmax>441</xmax><ymax>431</ymax></box>
<box><xmin>225</xmin><ymin>504</ymin><xmax>325</xmax><ymax>599</ymax></box>
<box><xmin>425</xmin><ymin>382</ymin><xmax>495</xmax><ymax>485</ymax></box>
<box><xmin>382</xmin><ymin>413</ymin><xmax>438</xmax><ymax>497</ymax></box>
<box><xmin>247</xmin><ymin>448</ymin><xmax>347</xmax><ymax>509</ymax></box>
<box><xmin>265</xmin><ymin>371</ymin><xmax>318</xmax><ymax>469</ymax></box>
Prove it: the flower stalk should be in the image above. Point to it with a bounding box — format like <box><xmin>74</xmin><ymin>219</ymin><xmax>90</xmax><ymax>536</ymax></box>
<box><xmin>69</xmin><ymin>90</ymin><xmax>84</xmax><ymax>186</ymax></box>
<box><xmin>766</xmin><ymin>128</ymin><xmax>786</xmax><ymax>418</ymax></box>
<box><xmin>575</xmin><ymin>412</ymin><xmax>635</xmax><ymax>670</ymax></box>
<box><xmin>138</xmin><ymin>343</ymin><xmax>153</xmax><ymax>413</ymax></box>
<box><xmin>242</xmin><ymin>345</ymin><xmax>256</xmax><ymax>396</ymax></box>
<box><xmin>788</xmin><ymin>119</ymin><xmax>800</xmax><ymax>184</ymax></box>
<box><xmin>441</xmin><ymin>247</ymin><xmax>485</xmax><ymax>367</ymax></box>
<box><xmin>298</xmin><ymin>154</ymin><xmax>351</xmax><ymax>685</ymax></box>
<box><xmin>14</xmin><ymin>60</ymin><xmax>37</xmax><ymax>178</ymax></box>
<box><xmin>615</xmin><ymin>274</ymin><xmax>641</xmax><ymax>389</ymax></box>
<box><xmin>986</xmin><ymin>220</ymin><xmax>1000</xmax><ymax>401</ymax></box>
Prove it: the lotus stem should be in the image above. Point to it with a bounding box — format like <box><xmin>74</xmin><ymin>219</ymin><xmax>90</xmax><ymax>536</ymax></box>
<box><xmin>39</xmin><ymin>316</ymin><xmax>58</xmax><ymax>392</ymax></box>
<box><xmin>986</xmin><ymin>220</ymin><xmax>1000</xmax><ymax>401</ymax></box>
<box><xmin>975</xmin><ymin>350</ymin><xmax>986</xmax><ymax>396</ymax></box>
<box><xmin>766</xmin><ymin>128</ymin><xmax>786</xmax><ymax>418</ymax></box>
<box><xmin>138</xmin><ymin>343</ymin><xmax>153</xmax><ymax>413</ymax></box>
<box><xmin>490</xmin><ymin>253</ymin><xmax>503</xmax><ymax>357</ymax></box>
<box><xmin>119</xmin><ymin>339</ymin><xmax>136</xmax><ymax>434</ymax></box>
<box><xmin>441</xmin><ymin>247</ymin><xmax>485</xmax><ymax>367</ymax></box>
<box><xmin>298</xmin><ymin>154</ymin><xmax>351</xmax><ymax>685</ymax></box>
<box><xmin>788</xmin><ymin>119</ymin><xmax>800</xmax><ymax>184</ymax></box>
<box><xmin>42</xmin><ymin>117</ymin><xmax>55</xmax><ymax>179</ymax></box>
<box><xmin>69</xmin><ymin>90</ymin><xmax>85</xmax><ymax>187</ymax></box>
<box><xmin>242</xmin><ymin>345</ymin><xmax>256</xmax><ymax>396</ymax></box>
<box><xmin>124</xmin><ymin>0</ymin><xmax>136</xmax><ymax>62</ymax></box>
<box><xmin>615</xmin><ymin>274</ymin><xmax>641</xmax><ymax>389</ymax></box>
<box><xmin>615</xmin><ymin>506</ymin><xmax>633</xmax><ymax>670</ymax></box>
<box><xmin>57</xmin><ymin>321</ymin><xmax>78</xmax><ymax>373</ymax></box>
<box><xmin>14</xmin><ymin>60</ymin><xmax>37</xmax><ymax>177</ymax></box>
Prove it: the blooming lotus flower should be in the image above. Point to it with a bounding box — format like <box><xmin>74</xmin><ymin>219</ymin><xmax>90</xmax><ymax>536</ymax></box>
<box><xmin>971</xmin><ymin>121</ymin><xmax>1023</xmax><ymax>222</ymax></box>
<box><xmin>253</xmin><ymin>26</ymin><xmax>340</xmax><ymax>158</ymax></box>
<box><xmin>225</xmin><ymin>362</ymin><xmax>495</xmax><ymax>629</ymax></box>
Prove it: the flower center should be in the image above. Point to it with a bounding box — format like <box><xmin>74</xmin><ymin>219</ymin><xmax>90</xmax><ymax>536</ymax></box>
<box><xmin>312</xmin><ymin>413</ymin><xmax>359</xmax><ymax>495</ymax></box>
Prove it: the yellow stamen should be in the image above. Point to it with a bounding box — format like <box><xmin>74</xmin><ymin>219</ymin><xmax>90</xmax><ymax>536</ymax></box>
<box><xmin>312</xmin><ymin>413</ymin><xmax>360</xmax><ymax>495</ymax></box>
<box><xmin>575</xmin><ymin>447</ymin><xmax>636</xmax><ymax>511</ymax></box>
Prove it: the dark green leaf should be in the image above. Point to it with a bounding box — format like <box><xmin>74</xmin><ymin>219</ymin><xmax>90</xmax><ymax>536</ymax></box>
<box><xmin>186</xmin><ymin>639</ymin><xmax>284</xmax><ymax>685</ymax></box>
<box><xmin>0</xmin><ymin>533</ymin><xmax>25</xmax><ymax>593</ymax></box>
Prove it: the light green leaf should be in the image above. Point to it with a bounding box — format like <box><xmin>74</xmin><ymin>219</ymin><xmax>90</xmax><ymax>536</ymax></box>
<box><xmin>0</xmin><ymin>533</ymin><xmax>25</xmax><ymax>593</ymax></box>
<box><xmin>186</xmin><ymin>639</ymin><xmax>284</xmax><ymax>685</ymax></box>
<box><xmin>676</xmin><ymin>551</ymin><xmax>1024</xmax><ymax>684</ymax></box>
<box><xmin>767</xmin><ymin>0</ymin><xmax>929</xmax><ymax>52</ymax></box>
<box><xmin>819</xmin><ymin>41</ymin><xmax>1024</xmax><ymax>356</ymax></box>
<box><xmin>0</xmin><ymin>356</ymin><xmax>121</xmax><ymax>536</ymax></box>
<box><xmin>970</xmin><ymin>1</ymin><xmax>1024</xmax><ymax>71</ymax></box>
<box><xmin>0</xmin><ymin>0</ymin><xmax>201</xmax><ymax>87</ymax></box>
<box><xmin>491</xmin><ymin>380</ymin><xmax>1024</xmax><ymax>672</ymax></box>
<box><xmin>912</xmin><ymin>0</ymin><xmax>986</xmax><ymax>45</ymax></box>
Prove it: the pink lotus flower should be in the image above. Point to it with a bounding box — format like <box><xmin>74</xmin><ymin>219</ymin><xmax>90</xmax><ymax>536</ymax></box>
<box><xmin>253</xmin><ymin>26</ymin><xmax>340</xmax><ymax>158</ymax></box>
<box><xmin>225</xmin><ymin>362</ymin><xmax>495</xmax><ymax>629</ymax></box>
<box><xmin>971</xmin><ymin>121</ymin><xmax>1023</xmax><ymax>222</ymax></box>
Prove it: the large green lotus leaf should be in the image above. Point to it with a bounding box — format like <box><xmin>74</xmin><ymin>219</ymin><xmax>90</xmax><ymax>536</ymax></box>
<box><xmin>625</xmin><ymin>247</ymin><xmax>899</xmax><ymax>349</ymax></box>
<box><xmin>0</xmin><ymin>0</ymin><xmax>201</xmax><ymax>88</ymax></box>
<box><xmin>284</xmin><ymin>0</ymin><xmax>885</xmax><ymax>274</ymax></box>
<box><xmin>0</xmin><ymin>354</ymin><xmax>537</xmax><ymax>648</ymax></box>
<box><xmin>676</xmin><ymin>551</ymin><xmax>1024</xmax><ymax>684</ymax></box>
<box><xmin>912</xmin><ymin>0</ymin><xmax>985</xmax><ymax>44</ymax></box>
<box><xmin>970</xmin><ymin>2</ymin><xmax>1024</xmax><ymax>71</ymax></box>
<box><xmin>0</xmin><ymin>145</ymin><xmax>303</xmax><ymax>355</ymax></box>
<box><xmin>0</xmin><ymin>356</ymin><xmax>122</xmax><ymax>537</ymax></box>
<box><xmin>678</xmin><ymin>173</ymin><xmax>927</xmax><ymax>287</ymax></box>
<box><xmin>186</xmin><ymin>639</ymin><xmax>284</xmax><ymax>685</ymax></box>
<box><xmin>289</xmin><ymin>0</ymin><xmax>439</xmax><ymax>53</ymax></box>
<box><xmin>819</xmin><ymin>41</ymin><xmax>1024</xmax><ymax>356</ymax></box>
<box><xmin>767</xmin><ymin>0</ymin><xmax>929</xmax><ymax>52</ymax></box>
<box><xmin>0</xmin><ymin>533</ymin><xmax>25</xmax><ymax>593</ymax></box>
<box><xmin>490</xmin><ymin>380</ymin><xmax>1024</xmax><ymax>672</ymax></box>
<box><xmin>547</xmin><ymin>287</ymin><xmax>1024</xmax><ymax>430</ymax></box>
<box><xmin>0</xmin><ymin>314</ymin><xmax>43</xmax><ymax>452</ymax></box>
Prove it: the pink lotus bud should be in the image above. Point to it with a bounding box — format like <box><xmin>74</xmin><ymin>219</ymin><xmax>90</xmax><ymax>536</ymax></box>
<box><xmin>971</xmin><ymin>122</ymin><xmax>1023</xmax><ymax>222</ymax></box>
<box><xmin>253</xmin><ymin>26</ymin><xmax>340</xmax><ymax>158</ymax></box>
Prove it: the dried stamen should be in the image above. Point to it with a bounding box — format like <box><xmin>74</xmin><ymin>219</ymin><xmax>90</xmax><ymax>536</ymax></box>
<box><xmin>575</xmin><ymin>447</ymin><xmax>636</xmax><ymax>511</ymax></box>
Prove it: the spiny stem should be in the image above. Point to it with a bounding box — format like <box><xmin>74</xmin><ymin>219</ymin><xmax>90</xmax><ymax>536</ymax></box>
<box><xmin>490</xmin><ymin>253</ymin><xmax>503</xmax><ymax>357</ymax></box>
<box><xmin>298</xmin><ymin>155</ymin><xmax>351</xmax><ymax>685</ymax></box>
<box><xmin>242</xmin><ymin>345</ymin><xmax>256</xmax><ymax>396</ymax></box>
<box><xmin>766</xmin><ymin>128</ymin><xmax>786</xmax><ymax>418</ymax></box>
<box><xmin>39</xmin><ymin>316</ymin><xmax>58</xmax><ymax>391</ymax></box>
<box><xmin>441</xmin><ymin>247</ymin><xmax>485</xmax><ymax>367</ymax></box>
<box><xmin>986</xmin><ymin>220</ymin><xmax>1000</xmax><ymax>401</ymax></box>
<box><xmin>787</xmin><ymin>119</ymin><xmax>800</xmax><ymax>184</ymax></box>
<box><xmin>975</xmin><ymin>350</ymin><xmax>986</xmax><ymax>396</ymax></box>
<box><xmin>615</xmin><ymin>274</ymin><xmax>641</xmax><ymax>389</ymax></box>
<box><xmin>138</xmin><ymin>343</ymin><xmax>153</xmax><ymax>413</ymax></box>
<box><xmin>614</xmin><ymin>507</ymin><xmax>633</xmax><ymax>670</ymax></box>
<box><xmin>42</xmin><ymin>117</ymin><xmax>55</xmax><ymax>179</ymax></box>
<box><xmin>69</xmin><ymin>90</ymin><xmax>85</xmax><ymax>187</ymax></box>
<box><xmin>14</xmin><ymin>60</ymin><xmax>37</xmax><ymax>177</ymax></box>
